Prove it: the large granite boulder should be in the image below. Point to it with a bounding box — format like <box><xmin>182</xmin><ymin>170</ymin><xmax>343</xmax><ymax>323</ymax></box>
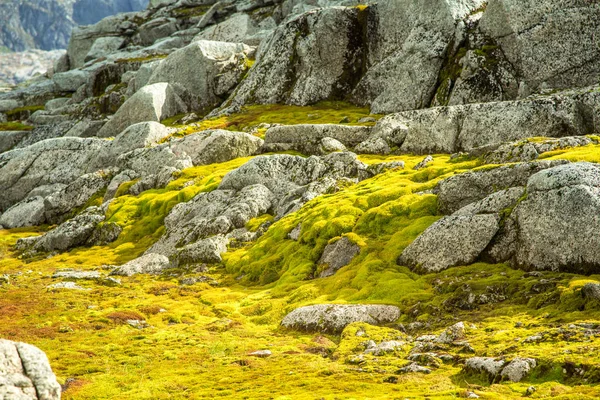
<box><xmin>0</xmin><ymin>339</ymin><xmax>61</xmax><ymax>400</ymax></box>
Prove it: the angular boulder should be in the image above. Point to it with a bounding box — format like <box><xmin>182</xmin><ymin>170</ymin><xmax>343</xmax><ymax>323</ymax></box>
<box><xmin>171</xmin><ymin>129</ymin><xmax>263</xmax><ymax>166</ymax></box>
<box><xmin>398</xmin><ymin>214</ymin><xmax>500</xmax><ymax>273</ymax></box>
<box><xmin>318</xmin><ymin>236</ymin><xmax>361</xmax><ymax>277</ymax></box>
<box><xmin>97</xmin><ymin>83</ymin><xmax>188</xmax><ymax>138</ymax></box>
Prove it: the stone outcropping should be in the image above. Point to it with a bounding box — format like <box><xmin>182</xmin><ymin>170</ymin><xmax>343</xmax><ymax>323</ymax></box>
<box><xmin>400</xmin><ymin>162</ymin><xmax>600</xmax><ymax>275</ymax></box>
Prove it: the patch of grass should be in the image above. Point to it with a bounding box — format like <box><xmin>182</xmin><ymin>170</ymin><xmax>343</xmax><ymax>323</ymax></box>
<box><xmin>0</xmin><ymin>121</ymin><xmax>33</xmax><ymax>131</ymax></box>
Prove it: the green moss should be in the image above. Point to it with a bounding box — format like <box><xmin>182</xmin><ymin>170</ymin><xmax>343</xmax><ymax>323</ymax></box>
<box><xmin>5</xmin><ymin>105</ymin><xmax>44</xmax><ymax>121</ymax></box>
<box><xmin>167</xmin><ymin>102</ymin><xmax>382</xmax><ymax>138</ymax></box>
<box><xmin>0</xmin><ymin>121</ymin><xmax>33</xmax><ymax>131</ymax></box>
<box><xmin>3</xmin><ymin>121</ymin><xmax>600</xmax><ymax>399</ymax></box>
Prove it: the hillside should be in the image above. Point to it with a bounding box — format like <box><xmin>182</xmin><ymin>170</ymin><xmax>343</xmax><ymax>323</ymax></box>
<box><xmin>2</xmin><ymin>0</ymin><xmax>600</xmax><ymax>399</ymax></box>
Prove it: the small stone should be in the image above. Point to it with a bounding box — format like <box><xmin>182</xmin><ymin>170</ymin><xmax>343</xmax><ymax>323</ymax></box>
<box><xmin>396</xmin><ymin>362</ymin><xmax>431</xmax><ymax>374</ymax></box>
<box><xmin>466</xmin><ymin>391</ymin><xmax>479</xmax><ymax>399</ymax></box>
<box><xmin>126</xmin><ymin>320</ymin><xmax>149</xmax><ymax>329</ymax></box>
<box><xmin>249</xmin><ymin>350</ymin><xmax>272</xmax><ymax>358</ymax></box>
<box><xmin>47</xmin><ymin>282</ymin><xmax>89</xmax><ymax>291</ymax></box>
<box><xmin>525</xmin><ymin>386</ymin><xmax>536</xmax><ymax>396</ymax></box>
<box><xmin>414</xmin><ymin>155</ymin><xmax>433</xmax><ymax>170</ymax></box>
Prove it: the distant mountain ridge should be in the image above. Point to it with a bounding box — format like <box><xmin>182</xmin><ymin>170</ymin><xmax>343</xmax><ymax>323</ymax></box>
<box><xmin>0</xmin><ymin>0</ymin><xmax>148</xmax><ymax>52</ymax></box>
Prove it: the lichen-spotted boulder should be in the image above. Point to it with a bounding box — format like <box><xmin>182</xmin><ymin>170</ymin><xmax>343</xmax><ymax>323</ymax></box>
<box><xmin>0</xmin><ymin>339</ymin><xmax>61</xmax><ymax>400</ymax></box>
<box><xmin>282</xmin><ymin>304</ymin><xmax>401</xmax><ymax>334</ymax></box>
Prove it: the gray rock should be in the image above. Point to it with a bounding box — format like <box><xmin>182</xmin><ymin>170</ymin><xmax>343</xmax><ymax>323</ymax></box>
<box><xmin>319</xmin><ymin>137</ymin><xmax>346</xmax><ymax>153</ymax></box>
<box><xmin>479</xmin><ymin>0</ymin><xmax>600</xmax><ymax>94</ymax></box>
<box><xmin>249</xmin><ymin>350</ymin><xmax>272</xmax><ymax>358</ymax></box>
<box><xmin>99</xmin><ymin>121</ymin><xmax>171</xmax><ymax>165</ymax></box>
<box><xmin>0</xmin><ymin>339</ymin><xmax>61</xmax><ymax>400</ymax></box>
<box><xmin>582</xmin><ymin>283</ymin><xmax>600</xmax><ymax>301</ymax></box>
<box><xmin>178</xmin><ymin>235</ymin><xmax>228</xmax><ymax>264</ymax></box>
<box><xmin>364</xmin><ymin>340</ymin><xmax>405</xmax><ymax>356</ymax></box>
<box><xmin>104</xmin><ymin>170</ymin><xmax>140</xmax><ymax>201</ymax></box>
<box><xmin>0</xmin><ymin>137</ymin><xmax>108</xmax><ymax>212</ymax></box>
<box><xmin>97</xmin><ymin>83</ymin><xmax>188</xmax><ymax>138</ymax></box>
<box><xmin>52</xmin><ymin>70</ymin><xmax>89</xmax><ymax>92</ymax></box>
<box><xmin>0</xmin><ymin>131</ymin><xmax>28</xmax><ymax>154</ymax></box>
<box><xmin>194</xmin><ymin>12</ymin><xmax>275</xmax><ymax>46</ymax></box>
<box><xmin>263</xmin><ymin>124</ymin><xmax>371</xmax><ymax>156</ymax></box>
<box><xmin>171</xmin><ymin>129</ymin><xmax>263</xmax><ymax>166</ymax></box>
<box><xmin>354</xmin><ymin>0</ymin><xmax>484</xmax><ymax>114</ymax></box>
<box><xmin>148</xmin><ymin>184</ymin><xmax>273</xmax><ymax>257</ymax></box>
<box><xmin>512</xmin><ymin>162</ymin><xmax>600</xmax><ymax>273</ymax></box>
<box><xmin>138</xmin><ymin>18</ymin><xmax>178</xmax><ymax>46</ymax></box>
<box><xmin>52</xmin><ymin>270</ymin><xmax>101</xmax><ymax>280</ymax></box>
<box><xmin>110</xmin><ymin>253</ymin><xmax>173</xmax><ymax>276</ymax></box>
<box><xmin>44</xmin><ymin>171</ymin><xmax>111</xmax><ymax>224</ymax></box>
<box><xmin>281</xmin><ymin>304</ymin><xmax>401</xmax><ymax>333</ymax></box>
<box><xmin>318</xmin><ymin>236</ymin><xmax>360</xmax><ymax>277</ymax></box>
<box><xmin>436</xmin><ymin>322</ymin><xmax>466</xmax><ymax>344</ymax></box>
<box><xmin>229</xmin><ymin>7</ymin><xmax>364</xmax><ymax>107</ymax></box>
<box><xmin>463</xmin><ymin>357</ymin><xmax>506</xmax><ymax>381</ymax></box>
<box><xmin>485</xmin><ymin>136</ymin><xmax>595</xmax><ymax>164</ymax></box>
<box><xmin>355</xmin><ymin>137</ymin><xmax>391</xmax><ymax>155</ymax></box>
<box><xmin>414</xmin><ymin>155</ymin><xmax>433</xmax><ymax>171</ymax></box>
<box><xmin>436</xmin><ymin>160</ymin><xmax>568</xmax><ymax>214</ymax></box>
<box><xmin>85</xmin><ymin>36</ymin><xmax>126</xmax><ymax>62</ymax></box>
<box><xmin>396</xmin><ymin>362</ymin><xmax>432</xmax><ymax>374</ymax></box>
<box><xmin>0</xmin><ymin>99</ymin><xmax>22</xmax><ymax>112</ymax></box>
<box><xmin>116</xmin><ymin>144</ymin><xmax>192</xmax><ymax>176</ymax></box>
<box><xmin>398</xmin><ymin>214</ymin><xmax>499</xmax><ymax>273</ymax></box>
<box><xmin>500</xmin><ymin>358</ymin><xmax>536</xmax><ymax>382</ymax></box>
<box><xmin>454</xmin><ymin>187</ymin><xmax>525</xmax><ymax>216</ymax></box>
<box><xmin>0</xmin><ymin>196</ymin><xmax>46</xmax><ymax>229</ymax></box>
<box><xmin>47</xmin><ymin>281</ymin><xmax>89</xmax><ymax>290</ymax></box>
<box><xmin>23</xmin><ymin>207</ymin><xmax>105</xmax><ymax>253</ymax></box>
<box><xmin>148</xmin><ymin>40</ymin><xmax>252</xmax><ymax>111</ymax></box>
<box><xmin>375</xmin><ymin>96</ymin><xmax>596</xmax><ymax>154</ymax></box>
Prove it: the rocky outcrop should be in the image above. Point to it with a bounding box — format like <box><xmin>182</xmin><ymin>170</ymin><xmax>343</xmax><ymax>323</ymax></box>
<box><xmin>281</xmin><ymin>304</ymin><xmax>401</xmax><ymax>333</ymax></box>
<box><xmin>147</xmin><ymin>152</ymin><xmax>371</xmax><ymax>259</ymax></box>
<box><xmin>436</xmin><ymin>160</ymin><xmax>567</xmax><ymax>214</ymax></box>
<box><xmin>402</xmin><ymin>162</ymin><xmax>600</xmax><ymax>274</ymax></box>
<box><xmin>372</xmin><ymin>95</ymin><xmax>599</xmax><ymax>155</ymax></box>
<box><xmin>0</xmin><ymin>339</ymin><xmax>61</xmax><ymax>400</ymax></box>
<box><xmin>0</xmin><ymin>137</ymin><xmax>108</xmax><ymax>213</ymax></box>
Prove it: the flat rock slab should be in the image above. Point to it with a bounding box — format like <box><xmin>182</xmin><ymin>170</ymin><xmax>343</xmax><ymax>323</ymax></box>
<box><xmin>281</xmin><ymin>304</ymin><xmax>401</xmax><ymax>334</ymax></box>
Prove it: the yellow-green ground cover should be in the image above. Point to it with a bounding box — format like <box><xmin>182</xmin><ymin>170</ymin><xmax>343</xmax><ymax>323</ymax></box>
<box><xmin>3</xmin><ymin>129</ymin><xmax>600</xmax><ymax>398</ymax></box>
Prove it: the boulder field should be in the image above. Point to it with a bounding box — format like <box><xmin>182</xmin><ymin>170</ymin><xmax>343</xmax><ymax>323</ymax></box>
<box><xmin>2</xmin><ymin>0</ymin><xmax>600</xmax><ymax>399</ymax></box>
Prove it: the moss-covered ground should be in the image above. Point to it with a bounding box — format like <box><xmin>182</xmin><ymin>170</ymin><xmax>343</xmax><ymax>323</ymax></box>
<box><xmin>2</xmin><ymin>134</ymin><xmax>600</xmax><ymax>399</ymax></box>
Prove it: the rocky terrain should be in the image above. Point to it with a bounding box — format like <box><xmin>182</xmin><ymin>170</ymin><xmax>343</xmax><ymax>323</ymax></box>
<box><xmin>1</xmin><ymin>0</ymin><xmax>600</xmax><ymax>399</ymax></box>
